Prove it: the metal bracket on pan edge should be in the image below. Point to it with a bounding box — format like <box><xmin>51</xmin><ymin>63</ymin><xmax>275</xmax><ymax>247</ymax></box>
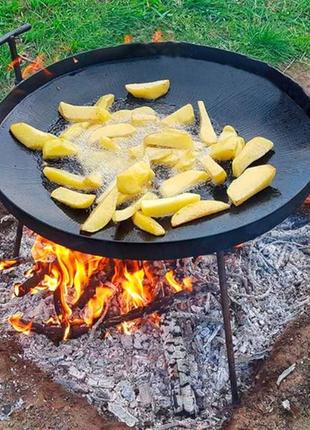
<box><xmin>0</xmin><ymin>23</ymin><xmax>32</xmax><ymax>84</ymax></box>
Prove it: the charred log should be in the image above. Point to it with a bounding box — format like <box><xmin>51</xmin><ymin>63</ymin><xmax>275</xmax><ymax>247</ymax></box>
<box><xmin>14</xmin><ymin>264</ymin><xmax>49</xmax><ymax>297</ymax></box>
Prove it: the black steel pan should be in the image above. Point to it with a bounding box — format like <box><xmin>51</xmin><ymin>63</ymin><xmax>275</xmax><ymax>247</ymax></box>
<box><xmin>0</xmin><ymin>42</ymin><xmax>309</xmax><ymax>260</ymax></box>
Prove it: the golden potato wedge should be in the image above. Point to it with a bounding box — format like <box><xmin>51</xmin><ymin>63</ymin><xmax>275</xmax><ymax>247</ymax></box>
<box><xmin>141</xmin><ymin>193</ymin><xmax>200</xmax><ymax>217</ymax></box>
<box><xmin>144</xmin><ymin>129</ymin><xmax>193</xmax><ymax>150</ymax></box>
<box><xmin>132</xmin><ymin>106</ymin><xmax>156</xmax><ymax>115</ymax></box>
<box><xmin>171</xmin><ymin>200</ymin><xmax>230</xmax><ymax>226</ymax></box>
<box><xmin>98</xmin><ymin>136</ymin><xmax>120</xmax><ymax>151</ymax></box>
<box><xmin>116</xmin><ymin>160</ymin><xmax>154</xmax><ymax>195</ymax></box>
<box><xmin>209</xmin><ymin>135</ymin><xmax>239</xmax><ymax>161</ymax></box>
<box><xmin>159</xmin><ymin>170</ymin><xmax>209</xmax><ymax>197</ymax></box>
<box><xmin>89</xmin><ymin>124</ymin><xmax>135</xmax><ymax>141</ymax></box>
<box><xmin>200</xmin><ymin>154</ymin><xmax>227</xmax><ymax>185</ymax></box>
<box><xmin>43</xmin><ymin>167</ymin><xmax>101</xmax><ymax>191</ymax></box>
<box><xmin>198</xmin><ymin>101</ymin><xmax>217</xmax><ymax>146</ymax></box>
<box><xmin>58</xmin><ymin>102</ymin><xmax>111</xmax><ymax>123</ymax></box>
<box><xmin>81</xmin><ymin>187</ymin><xmax>117</xmax><ymax>233</ymax></box>
<box><xmin>146</xmin><ymin>147</ymin><xmax>172</xmax><ymax>162</ymax></box>
<box><xmin>159</xmin><ymin>152</ymin><xmax>180</xmax><ymax>167</ymax></box>
<box><xmin>161</xmin><ymin>104</ymin><xmax>195</xmax><ymax>127</ymax></box>
<box><xmin>51</xmin><ymin>187</ymin><xmax>96</xmax><ymax>209</ymax></box>
<box><xmin>60</xmin><ymin>122</ymin><xmax>89</xmax><ymax>141</ymax></box>
<box><xmin>133</xmin><ymin>211</ymin><xmax>165</xmax><ymax>236</ymax></box>
<box><xmin>95</xmin><ymin>93</ymin><xmax>115</xmax><ymax>109</ymax></box>
<box><xmin>96</xmin><ymin>180</ymin><xmax>117</xmax><ymax>203</ymax></box>
<box><xmin>42</xmin><ymin>138</ymin><xmax>78</xmax><ymax>160</ymax></box>
<box><xmin>132</xmin><ymin>112</ymin><xmax>157</xmax><ymax>126</ymax></box>
<box><xmin>117</xmin><ymin>192</ymin><xmax>134</xmax><ymax>207</ymax></box>
<box><xmin>232</xmin><ymin>136</ymin><xmax>274</xmax><ymax>177</ymax></box>
<box><xmin>125</xmin><ymin>80</ymin><xmax>170</xmax><ymax>100</ymax></box>
<box><xmin>10</xmin><ymin>122</ymin><xmax>56</xmax><ymax>150</ymax></box>
<box><xmin>112</xmin><ymin>192</ymin><xmax>157</xmax><ymax>222</ymax></box>
<box><xmin>174</xmin><ymin>150</ymin><xmax>196</xmax><ymax>171</ymax></box>
<box><xmin>218</xmin><ymin>125</ymin><xmax>237</xmax><ymax>142</ymax></box>
<box><xmin>112</xmin><ymin>109</ymin><xmax>132</xmax><ymax>122</ymax></box>
<box><xmin>84</xmin><ymin>172</ymin><xmax>103</xmax><ymax>189</ymax></box>
<box><xmin>234</xmin><ymin>136</ymin><xmax>245</xmax><ymax>157</ymax></box>
<box><xmin>227</xmin><ymin>164</ymin><xmax>276</xmax><ymax>206</ymax></box>
<box><xmin>128</xmin><ymin>144</ymin><xmax>145</xmax><ymax>159</ymax></box>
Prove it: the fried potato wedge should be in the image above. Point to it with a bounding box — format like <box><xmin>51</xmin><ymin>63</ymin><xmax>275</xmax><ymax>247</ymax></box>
<box><xmin>133</xmin><ymin>211</ymin><xmax>166</xmax><ymax>236</ymax></box>
<box><xmin>60</xmin><ymin>122</ymin><xmax>89</xmax><ymax>141</ymax></box>
<box><xmin>10</xmin><ymin>122</ymin><xmax>56</xmax><ymax>150</ymax></box>
<box><xmin>171</xmin><ymin>200</ymin><xmax>230</xmax><ymax>226</ymax></box>
<box><xmin>81</xmin><ymin>187</ymin><xmax>117</xmax><ymax>233</ymax></box>
<box><xmin>98</xmin><ymin>136</ymin><xmax>120</xmax><ymax>151</ymax></box>
<box><xmin>141</xmin><ymin>193</ymin><xmax>200</xmax><ymax>217</ymax></box>
<box><xmin>234</xmin><ymin>136</ymin><xmax>245</xmax><ymax>157</ymax></box>
<box><xmin>132</xmin><ymin>112</ymin><xmax>157</xmax><ymax>126</ymax></box>
<box><xmin>43</xmin><ymin>166</ymin><xmax>102</xmax><ymax>191</ymax></box>
<box><xmin>112</xmin><ymin>192</ymin><xmax>157</xmax><ymax>222</ymax></box>
<box><xmin>218</xmin><ymin>125</ymin><xmax>237</xmax><ymax>142</ymax></box>
<box><xmin>200</xmin><ymin>154</ymin><xmax>227</xmax><ymax>185</ymax></box>
<box><xmin>96</xmin><ymin>180</ymin><xmax>117</xmax><ymax>203</ymax></box>
<box><xmin>129</xmin><ymin>144</ymin><xmax>145</xmax><ymax>159</ymax></box>
<box><xmin>51</xmin><ymin>187</ymin><xmax>95</xmax><ymax>209</ymax></box>
<box><xmin>232</xmin><ymin>136</ymin><xmax>274</xmax><ymax>177</ymax></box>
<box><xmin>112</xmin><ymin>109</ymin><xmax>132</xmax><ymax>122</ymax></box>
<box><xmin>159</xmin><ymin>170</ymin><xmax>209</xmax><ymax>197</ymax></box>
<box><xmin>209</xmin><ymin>135</ymin><xmax>239</xmax><ymax>161</ymax></box>
<box><xmin>174</xmin><ymin>150</ymin><xmax>196</xmax><ymax>171</ymax></box>
<box><xmin>43</xmin><ymin>138</ymin><xmax>78</xmax><ymax>160</ymax></box>
<box><xmin>95</xmin><ymin>93</ymin><xmax>115</xmax><ymax>109</ymax></box>
<box><xmin>117</xmin><ymin>160</ymin><xmax>154</xmax><ymax>195</ymax></box>
<box><xmin>126</xmin><ymin>80</ymin><xmax>170</xmax><ymax>100</ymax></box>
<box><xmin>198</xmin><ymin>101</ymin><xmax>217</xmax><ymax>146</ymax></box>
<box><xmin>58</xmin><ymin>102</ymin><xmax>111</xmax><ymax>122</ymax></box>
<box><xmin>144</xmin><ymin>129</ymin><xmax>193</xmax><ymax>150</ymax></box>
<box><xmin>227</xmin><ymin>164</ymin><xmax>276</xmax><ymax>206</ymax></box>
<box><xmin>146</xmin><ymin>147</ymin><xmax>172</xmax><ymax>162</ymax></box>
<box><xmin>89</xmin><ymin>124</ymin><xmax>136</xmax><ymax>141</ymax></box>
<box><xmin>161</xmin><ymin>104</ymin><xmax>195</xmax><ymax>127</ymax></box>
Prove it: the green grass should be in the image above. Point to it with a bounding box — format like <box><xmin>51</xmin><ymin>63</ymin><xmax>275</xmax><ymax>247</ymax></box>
<box><xmin>0</xmin><ymin>0</ymin><xmax>309</xmax><ymax>97</ymax></box>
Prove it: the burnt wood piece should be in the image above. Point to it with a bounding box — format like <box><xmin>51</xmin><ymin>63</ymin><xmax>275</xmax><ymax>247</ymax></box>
<box><xmin>11</xmin><ymin>319</ymin><xmax>89</xmax><ymax>345</ymax></box>
<box><xmin>160</xmin><ymin>313</ymin><xmax>198</xmax><ymax>416</ymax></box>
<box><xmin>14</xmin><ymin>264</ymin><xmax>49</xmax><ymax>297</ymax></box>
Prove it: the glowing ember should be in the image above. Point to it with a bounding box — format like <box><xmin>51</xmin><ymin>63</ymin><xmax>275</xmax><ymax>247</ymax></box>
<box><xmin>0</xmin><ymin>259</ymin><xmax>18</xmax><ymax>271</ymax></box>
<box><xmin>152</xmin><ymin>30</ymin><xmax>164</xmax><ymax>43</ymax></box>
<box><xmin>234</xmin><ymin>243</ymin><xmax>245</xmax><ymax>249</ymax></box>
<box><xmin>7</xmin><ymin>235</ymin><xmax>192</xmax><ymax>341</ymax></box>
<box><xmin>124</xmin><ymin>34</ymin><xmax>133</xmax><ymax>44</ymax></box>
<box><xmin>305</xmin><ymin>195</ymin><xmax>310</xmax><ymax>205</ymax></box>
<box><xmin>8</xmin><ymin>313</ymin><xmax>32</xmax><ymax>335</ymax></box>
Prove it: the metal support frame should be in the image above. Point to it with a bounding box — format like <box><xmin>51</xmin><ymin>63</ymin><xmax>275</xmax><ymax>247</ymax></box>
<box><xmin>0</xmin><ymin>24</ymin><xmax>31</xmax><ymax>256</ymax></box>
<box><xmin>216</xmin><ymin>251</ymin><xmax>239</xmax><ymax>405</ymax></box>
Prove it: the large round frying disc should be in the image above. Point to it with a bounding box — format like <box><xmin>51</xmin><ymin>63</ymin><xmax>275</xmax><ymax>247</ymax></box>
<box><xmin>0</xmin><ymin>42</ymin><xmax>309</xmax><ymax>259</ymax></box>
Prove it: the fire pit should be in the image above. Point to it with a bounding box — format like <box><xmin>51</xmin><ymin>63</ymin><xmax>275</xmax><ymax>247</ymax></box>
<box><xmin>0</xmin><ymin>24</ymin><xmax>310</xmax><ymax>428</ymax></box>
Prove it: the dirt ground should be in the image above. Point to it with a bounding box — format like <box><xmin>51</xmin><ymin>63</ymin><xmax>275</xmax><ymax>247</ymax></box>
<box><xmin>0</xmin><ymin>64</ymin><xmax>309</xmax><ymax>430</ymax></box>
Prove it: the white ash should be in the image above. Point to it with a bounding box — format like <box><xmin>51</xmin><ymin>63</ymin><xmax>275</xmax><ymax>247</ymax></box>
<box><xmin>0</xmin><ymin>207</ymin><xmax>310</xmax><ymax>429</ymax></box>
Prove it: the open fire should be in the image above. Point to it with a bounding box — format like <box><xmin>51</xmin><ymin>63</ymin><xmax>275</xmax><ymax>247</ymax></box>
<box><xmin>3</xmin><ymin>235</ymin><xmax>192</xmax><ymax>343</ymax></box>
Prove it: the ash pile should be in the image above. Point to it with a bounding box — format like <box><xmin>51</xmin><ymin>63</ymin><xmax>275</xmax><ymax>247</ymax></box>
<box><xmin>0</xmin><ymin>204</ymin><xmax>309</xmax><ymax>429</ymax></box>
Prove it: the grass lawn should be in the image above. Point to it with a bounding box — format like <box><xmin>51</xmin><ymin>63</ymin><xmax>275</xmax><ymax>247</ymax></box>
<box><xmin>0</xmin><ymin>0</ymin><xmax>309</xmax><ymax>97</ymax></box>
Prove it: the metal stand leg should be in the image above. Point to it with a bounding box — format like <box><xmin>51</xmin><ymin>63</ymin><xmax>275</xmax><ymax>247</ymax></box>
<box><xmin>216</xmin><ymin>251</ymin><xmax>239</xmax><ymax>405</ymax></box>
<box><xmin>13</xmin><ymin>221</ymin><xmax>23</xmax><ymax>257</ymax></box>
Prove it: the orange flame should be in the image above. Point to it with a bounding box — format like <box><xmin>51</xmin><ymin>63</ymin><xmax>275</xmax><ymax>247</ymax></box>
<box><xmin>7</xmin><ymin>57</ymin><xmax>22</xmax><ymax>71</ymax></box>
<box><xmin>8</xmin><ymin>313</ymin><xmax>32</xmax><ymax>335</ymax></box>
<box><xmin>0</xmin><ymin>259</ymin><xmax>18</xmax><ymax>271</ymax></box>
<box><xmin>8</xmin><ymin>235</ymin><xmax>192</xmax><ymax>338</ymax></box>
<box><xmin>235</xmin><ymin>243</ymin><xmax>245</xmax><ymax>249</ymax></box>
<box><xmin>124</xmin><ymin>34</ymin><xmax>133</xmax><ymax>44</ymax></box>
<box><xmin>305</xmin><ymin>195</ymin><xmax>310</xmax><ymax>205</ymax></box>
<box><xmin>152</xmin><ymin>30</ymin><xmax>163</xmax><ymax>43</ymax></box>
